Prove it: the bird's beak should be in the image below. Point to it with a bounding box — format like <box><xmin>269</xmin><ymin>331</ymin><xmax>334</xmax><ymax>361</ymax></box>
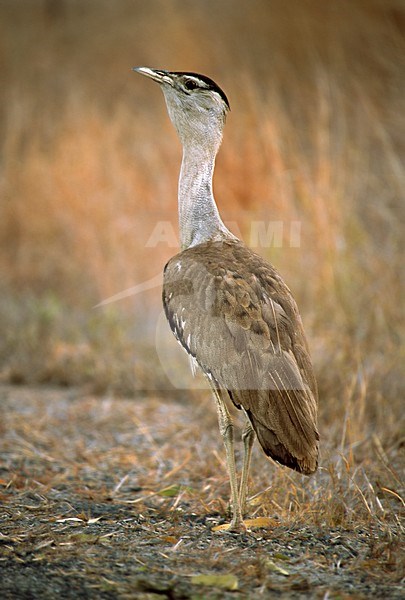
<box><xmin>132</xmin><ymin>67</ymin><xmax>173</xmax><ymax>86</ymax></box>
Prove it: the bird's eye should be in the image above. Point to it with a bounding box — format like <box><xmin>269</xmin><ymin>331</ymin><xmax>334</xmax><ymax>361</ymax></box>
<box><xmin>184</xmin><ymin>78</ymin><xmax>199</xmax><ymax>91</ymax></box>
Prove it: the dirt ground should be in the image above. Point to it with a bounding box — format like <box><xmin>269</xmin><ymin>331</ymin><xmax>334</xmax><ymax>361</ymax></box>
<box><xmin>0</xmin><ymin>385</ymin><xmax>403</xmax><ymax>599</ymax></box>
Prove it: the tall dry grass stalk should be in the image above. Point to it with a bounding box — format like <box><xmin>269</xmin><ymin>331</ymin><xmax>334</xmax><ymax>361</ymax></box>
<box><xmin>0</xmin><ymin>0</ymin><xmax>403</xmax><ymax>527</ymax></box>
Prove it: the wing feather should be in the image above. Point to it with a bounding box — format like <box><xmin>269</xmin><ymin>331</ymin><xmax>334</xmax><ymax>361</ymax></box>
<box><xmin>163</xmin><ymin>240</ymin><xmax>319</xmax><ymax>474</ymax></box>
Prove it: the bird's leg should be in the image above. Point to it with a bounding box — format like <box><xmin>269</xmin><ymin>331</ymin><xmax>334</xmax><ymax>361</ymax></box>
<box><xmin>212</xmin><ymin>389</ymin><xmax>245</xmax><ymax>531</ymax></box>
<box><xmin>239</xmin><ymin>419</ymin><xmax>255</xmax><ymax>515</ymax></box>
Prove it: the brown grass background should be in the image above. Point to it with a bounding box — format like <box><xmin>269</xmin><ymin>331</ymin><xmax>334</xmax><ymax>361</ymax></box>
<box><xmin>0</xmin><ymin>0</ymin><xmax>404</xmax><ymax>532</ymax></box>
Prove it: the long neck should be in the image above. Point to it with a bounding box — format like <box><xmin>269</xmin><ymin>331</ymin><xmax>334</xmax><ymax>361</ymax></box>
<box><xmin>178</xmin><ymin>142</ymin><xmax>233</xmax><ymax>250</ymax></box>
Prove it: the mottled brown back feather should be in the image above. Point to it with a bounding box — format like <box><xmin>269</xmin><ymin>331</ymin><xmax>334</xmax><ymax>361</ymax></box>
<box><xmin>163</xmin><ymin>239</ymin><xmax>319</xmax><ymax>474</ymax></box>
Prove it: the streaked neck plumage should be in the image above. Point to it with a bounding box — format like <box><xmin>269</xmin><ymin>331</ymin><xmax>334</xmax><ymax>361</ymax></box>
<box><xmin>178</xmin><ymin>141</ymin><xmax>233</xmax><ymax>250</ymax></box>
<box><xmin>161</xmin><ymin>87</ymin><xmax>235</xmax><ymax>251</ymax></box>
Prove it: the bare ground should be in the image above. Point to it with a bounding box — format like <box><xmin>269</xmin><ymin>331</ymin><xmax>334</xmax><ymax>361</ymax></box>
<box><xmin>0</xmin><ymin>385</ymin><xmax>403</xmax><ymax>599</ymax></box>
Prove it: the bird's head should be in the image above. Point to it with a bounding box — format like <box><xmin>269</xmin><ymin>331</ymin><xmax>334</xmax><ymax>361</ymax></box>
<box><xmin>133</xmin><ymin>67</ymin><xmax>230</xmax><ymax>150</ymax></box>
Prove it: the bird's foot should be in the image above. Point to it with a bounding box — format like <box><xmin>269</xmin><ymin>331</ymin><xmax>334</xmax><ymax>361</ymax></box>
<box><xmin>211</xmin><ymin>506</ymin><xmax>246</xmax><ymax>532</ymax></box>
<box><xmin>212</xmin><ymin>516</ymin><xmax>277</xmax><ymax>532</ymax></box>
<box><xmin>212</xmin><ymin>519</ymin><xmax>247</xmax><ymax>533</ymax></box>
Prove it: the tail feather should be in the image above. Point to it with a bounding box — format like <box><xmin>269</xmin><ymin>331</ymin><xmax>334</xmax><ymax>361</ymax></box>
<box><xmin>247</xmin><ymin>408</ymin><xmax>318</xmax><ymax>475</ymax></box>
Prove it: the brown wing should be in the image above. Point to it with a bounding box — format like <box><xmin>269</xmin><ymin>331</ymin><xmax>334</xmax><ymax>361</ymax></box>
<box><xmin>163</xmin><ymin>239</ymin><xmax>319</xmax><ymax>474</ymax></box>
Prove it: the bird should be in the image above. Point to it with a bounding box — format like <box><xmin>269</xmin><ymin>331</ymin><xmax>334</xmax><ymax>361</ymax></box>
<box><xmin>133</xmin><ymin>67</ymin><xmax>319</xmax><ymax>531</ymax></box>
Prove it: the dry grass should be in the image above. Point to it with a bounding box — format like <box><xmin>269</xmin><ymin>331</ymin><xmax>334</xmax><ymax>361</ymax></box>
<box><xmin>0</xmin><ymin>0</ymin><xmax>404</xmax><ymax>568</ymax></box>
<box><xmin>0</xmin><ymin>386</ymin><xmax>403</xmax><ymax>597</ymax></box>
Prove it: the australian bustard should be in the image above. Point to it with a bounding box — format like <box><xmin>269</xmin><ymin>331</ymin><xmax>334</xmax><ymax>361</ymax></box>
<box><xmin>134</xmin><ymin>67</ymin><xmax>319</xmax><ymax>531</ymax></box>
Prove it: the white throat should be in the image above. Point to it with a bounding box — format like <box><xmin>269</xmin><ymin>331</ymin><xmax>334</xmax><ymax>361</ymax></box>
<box><xmin>178</xmin><ymin>141</ymin><xmax>234</xmax><ymax>250</ymax></box>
